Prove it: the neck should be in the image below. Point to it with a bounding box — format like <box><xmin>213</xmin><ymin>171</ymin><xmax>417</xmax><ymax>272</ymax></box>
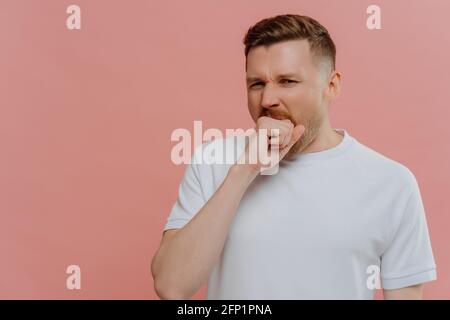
<box><xmin>299</xmin><ymin>118</ymin><xmax>344</xmax><ymax>154</ymax></box>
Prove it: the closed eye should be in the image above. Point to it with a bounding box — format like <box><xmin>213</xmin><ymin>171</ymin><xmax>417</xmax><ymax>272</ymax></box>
<box><xmin>248</xmin><ymin>79</ymin><xmax>298</xmax><ymax>89</ymax></box>
<box><xmin>249</xmin><ymin>82</ymin><xmax>264</xmax><ymax>89</ymax></box>
<box><xmin>280</xmin><ymin>79</ymin><xmax>298</xmax><ymax>85</ymax></box>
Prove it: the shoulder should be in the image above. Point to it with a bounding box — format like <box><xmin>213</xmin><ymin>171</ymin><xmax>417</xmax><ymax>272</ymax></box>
<box><xmin>350</xmin><ymin>138</ymin><xmax>419</xmax><ymax>194</ymax></box>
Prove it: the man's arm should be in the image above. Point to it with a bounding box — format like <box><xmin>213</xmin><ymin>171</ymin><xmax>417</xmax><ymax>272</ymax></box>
<box><xmin>151</xmin><ymin>117</ymin><xmax>303</xmax><ymax>300</ymax></box>
<box><xmin>383</xmin><ymin>284</ymin><xmax>423</xmax><ymax>300</ymax></box>
<box><xmin>151</xmin><ymin>164</ymin><xmax>259</xmax><ymax>300</ymax></box>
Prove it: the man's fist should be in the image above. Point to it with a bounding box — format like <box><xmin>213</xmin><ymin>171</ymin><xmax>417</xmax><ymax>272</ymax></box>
<box><xmin>237</xmin><ymin>116</ymin><xmax>305</xmax><ymax>174</ymax></box>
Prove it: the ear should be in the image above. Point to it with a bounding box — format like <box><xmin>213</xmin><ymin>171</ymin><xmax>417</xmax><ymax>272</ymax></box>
<box><xmin>325</xmin><ymin>71</ymin><xmax>342</xmax><ymax>101</ymax></box>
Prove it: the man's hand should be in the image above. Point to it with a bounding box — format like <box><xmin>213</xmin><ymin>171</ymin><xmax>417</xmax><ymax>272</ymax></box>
<box><xmin>237</xmin><ymin>116</ymin><xmax>305</xmax><ymax>174</ymax></box>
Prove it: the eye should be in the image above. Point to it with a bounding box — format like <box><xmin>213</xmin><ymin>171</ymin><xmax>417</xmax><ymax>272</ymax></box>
<box><xmin>280</xmin><ymin>79</ymin><xmax>297</xmax><ymax>85</ymax></box>
<box><xmin>249</xmin><ymin>82</ymin><xmax>264</xmax><ymax>89</ymax></box>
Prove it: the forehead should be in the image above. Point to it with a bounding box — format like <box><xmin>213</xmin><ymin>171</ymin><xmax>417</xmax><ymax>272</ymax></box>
<box><xmin>246</xmin><ymin>39</ymin><xmax>314</xmax><ymax>77</ymax></box>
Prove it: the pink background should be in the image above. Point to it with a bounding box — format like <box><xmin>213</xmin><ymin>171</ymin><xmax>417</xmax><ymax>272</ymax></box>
<box><xmin>1</xmin><ymin>0</ymin><xmax>449</xmax><ymax>299</ymax></box>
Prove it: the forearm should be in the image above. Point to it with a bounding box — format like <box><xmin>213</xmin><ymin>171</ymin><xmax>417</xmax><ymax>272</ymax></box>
<box><xmin>153</xmin><ymin>164</ymin><xmax>258</xmax><ymax>299</ymax></box>
<box><xmin>383</xmin><ymin>284</ymin><xmax>423</xmax><ymax>299</ymax></box>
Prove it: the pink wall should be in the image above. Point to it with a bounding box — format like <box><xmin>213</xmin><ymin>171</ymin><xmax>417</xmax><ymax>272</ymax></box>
<box><xmin>0</xmin><ymin>0</ymin><xmax>449</xmax><ymax>299</ymax></box>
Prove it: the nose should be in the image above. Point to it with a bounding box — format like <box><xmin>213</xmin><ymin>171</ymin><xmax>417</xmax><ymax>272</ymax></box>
<box><xmin>260</xmin><ymin>83</ymin><xmax>280</xmax><ymax>110</ymax></box>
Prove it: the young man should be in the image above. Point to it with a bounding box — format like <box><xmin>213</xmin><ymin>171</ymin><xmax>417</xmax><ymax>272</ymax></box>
<box><xmin>152</xmin><ymin>14</ymin><xmax>437</xmax><ymax>300</ymax></box>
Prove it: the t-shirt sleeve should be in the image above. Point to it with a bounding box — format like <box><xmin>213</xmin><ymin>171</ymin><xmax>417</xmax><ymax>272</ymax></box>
<box><xmin>380</xmin><ymin>174</ymin><xmax>437</xmax><ymax>289</ymax></box>
<box><xmin>163</xmin><ymin>143</ymin><xmax>207</xmax><ymax>232</ymax></box>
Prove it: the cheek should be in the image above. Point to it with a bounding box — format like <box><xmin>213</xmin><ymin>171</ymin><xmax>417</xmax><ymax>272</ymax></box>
<box><xmin>247</xmin><ymin>92</ymin><xmax>261</xmax><ymax>120</ymax></box>
<box><xmin>286</xmin><ymin>89</ymin><xmax>307</xmax><ymax>103</ymax></box>
<box><xmin>286</xmin><ymin>86</ymin><xmax>321</xmax><ymax>110</ymax></box>
<box><xmin>284</xmin><ymin>89</ymin><xmax>312</xmax><ymax>114</ymax></box>
<box><xmin>248</xmin><ymin>90</ymin><xmax>261</xmax><ymax>105</ymax></box>
<box><xmin>284</xmin><ymin>89</ymin><xmax>320</xmax><ymax>121</ymax></box>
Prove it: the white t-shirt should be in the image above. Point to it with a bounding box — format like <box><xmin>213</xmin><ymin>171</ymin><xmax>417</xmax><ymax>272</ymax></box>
<box><xmin>164</xmin><ymin>129</ymin><xmax>437</xmax><ymax>299</ymax></box>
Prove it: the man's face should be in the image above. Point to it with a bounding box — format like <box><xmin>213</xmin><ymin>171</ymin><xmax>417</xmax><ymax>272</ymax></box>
<box><xmin>246</xmin><ymin>39</ymin><xmax>333</xmax><ymax>157</ymax></box>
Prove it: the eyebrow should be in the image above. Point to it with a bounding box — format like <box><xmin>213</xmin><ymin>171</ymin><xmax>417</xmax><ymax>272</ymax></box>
<box><xmin>246</xmin><ymin>73</ymin><xmax>301</xmax><ymax>84</ymax></box>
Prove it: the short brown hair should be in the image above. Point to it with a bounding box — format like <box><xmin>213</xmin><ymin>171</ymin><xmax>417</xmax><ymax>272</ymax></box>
<box><xmin>243</xmin><ymin>14</ymin><xmax>336</xmax><ymax>72</ymax></box>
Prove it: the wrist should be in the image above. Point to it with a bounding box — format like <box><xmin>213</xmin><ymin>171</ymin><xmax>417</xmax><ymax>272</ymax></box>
<box><xmin>229</xmin><ymin>163</ymin><xmax>260</xmax><ymax>180</ymax></box>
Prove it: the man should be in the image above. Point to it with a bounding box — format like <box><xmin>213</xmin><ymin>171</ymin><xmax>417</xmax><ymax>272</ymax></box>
<box><xmin>151</xmin><ymin>14</ymin><xmax>437</xmax><ymax>299</ymax></box>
